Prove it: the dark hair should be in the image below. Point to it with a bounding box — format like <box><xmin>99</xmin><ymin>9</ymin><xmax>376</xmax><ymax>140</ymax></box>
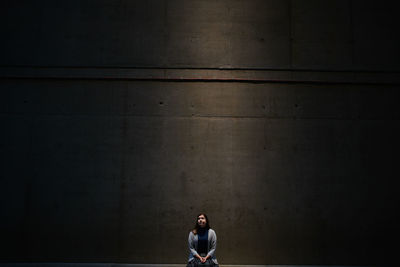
<box><xmin>192</xmin><ymin>213</ymin><xmax>210</xmax><ymax>234</ymax></box>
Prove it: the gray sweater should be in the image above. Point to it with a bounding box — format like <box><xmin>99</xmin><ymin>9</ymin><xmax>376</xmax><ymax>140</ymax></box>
<box><xmin>188</xmin><ymin>228</ymin><xmax>218</xmax><ymax>264</ymax></box>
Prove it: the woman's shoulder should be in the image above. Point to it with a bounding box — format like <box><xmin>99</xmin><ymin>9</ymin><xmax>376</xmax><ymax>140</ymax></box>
<box><xmin>208</xmin><ymin>228</ymin><xmax>216</xmax><ymax>234</ymax></box>
<box><xmin>189</xmin><ymin>229</ymin><xmax>196</xmax><ymax>236</ymax></box>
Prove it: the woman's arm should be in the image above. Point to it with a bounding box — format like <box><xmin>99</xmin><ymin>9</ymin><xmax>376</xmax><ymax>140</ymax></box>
<box><xmin>206</xmin><ymin>230</ymin><xmax>217</xmax><ymax>259</ymax></box>
<box><xmin>188</xmin><ymin>232</ymin><xmax>202</xmax><ymax>260</ymax></box>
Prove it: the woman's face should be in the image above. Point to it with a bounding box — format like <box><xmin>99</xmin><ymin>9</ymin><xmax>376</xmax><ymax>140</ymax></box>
<box><xmin>197</xmin><ymin>214</ymin><xmax>207</xmax><ymax>228</ymax></box>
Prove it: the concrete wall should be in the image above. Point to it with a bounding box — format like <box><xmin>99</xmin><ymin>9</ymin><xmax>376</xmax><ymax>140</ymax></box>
<box><xmin>1</xmin><ymin>0</ymin><xmax>399</xmax><ymax>265</ymax></box>
<box><xmin>2</xmin><ymin>0</ymin><xmax>399</xmax><ymax>70</ymax></box>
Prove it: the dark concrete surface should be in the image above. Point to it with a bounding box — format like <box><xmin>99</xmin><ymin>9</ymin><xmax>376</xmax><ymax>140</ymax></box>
<box><xmin>0</xmin><ymin>264</ymin><xmax>378</xmax><ymax>267</ymax></box>
<box><xmin>1</xmin><ymin>79</ymin><xmax>398</xmax><ymax>264</ymax></box>
<box><xmin>1</xmin><ymin>0</ymin><xmax>399</xmax><ymax>265</ymax></box>
<box><xmin>1</xmin><ymin>0</ymin><xmax>399</xmax><ymax>70</ymax></box>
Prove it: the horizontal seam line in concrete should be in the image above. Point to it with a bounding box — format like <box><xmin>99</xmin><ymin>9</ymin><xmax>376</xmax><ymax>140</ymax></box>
<box><xmin>1</xmin><ymin>67</ymin><xmax>399</xmax><ymax>85</ymax></box>
<box><xmin>1</xmin><ymin>113</ymin><xmax>399</xmax><ymax>121</ymax></box>
<box><xmin>2</xmin><ymin>77</ymin><xmax>400</xmax><ymax>85</ymax></box>
<box><xmin>1</xmin><ymin>64</ymin><xmax>400</xmax><ymax>73</ymax></box>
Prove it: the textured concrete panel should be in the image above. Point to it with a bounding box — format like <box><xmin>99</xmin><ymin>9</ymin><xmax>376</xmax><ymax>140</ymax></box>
<box><xmin>1</xmin><ymin>79</ymin><xmax>398</xmax><ymax>120</ymax></box>
<box><xmin>1</xmin><ymin>0</ymin><xmax>399</xmax><ymax>264</ymax></box>
<box><xmin>1</xmin><ymin>79</ymin><xmax>398</xmax><ymax>264</ymax></box>
<box><xmin>0</xmin><ymin>116</ymin><xmax>33</xmax><ymax>260</ymax></box>
<box><xmin>2</xmin><ymin>0</ymin><xmax>399</xmax><ymax>70</ymax></box>
<box><xmin>351</xmin><ymin>0</ymin><xmax>400</xmax><ymax>71</ymax></box>
<box><xmin>165</xmin><ymin>0</ymin><xmax>291</xmax><ymax>68</ymax></box>
<box><xmin>291</xmin><ymin>0</ymin><xmax>353</xmax><ymax>69</ymax></box>
<box><xmin>1</xmin><ymin>0</ymin><xmax>167</xmax><ymax>67</ymax></box>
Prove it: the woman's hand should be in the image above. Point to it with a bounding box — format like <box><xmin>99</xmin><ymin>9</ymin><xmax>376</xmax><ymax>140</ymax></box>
<box><xmin>201</xmin><ymin>255</ymin><xmax>210</xmax><ymax>263</ymax></box>
<box><xmin>196</xmin><ymin>255</ymin><xmax>205</xmax><ymax>263</ymax></box>
<box><xmin>196</xmin><ymin>254</ymin><xmax>209</xmax><ymax>263</ymax></box>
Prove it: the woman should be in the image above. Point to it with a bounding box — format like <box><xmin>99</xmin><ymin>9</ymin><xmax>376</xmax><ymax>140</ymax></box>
<box><xmin>187</xmin><ymin>213</ymin><xmax>219</xmax><ymax>267</ymax></box>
